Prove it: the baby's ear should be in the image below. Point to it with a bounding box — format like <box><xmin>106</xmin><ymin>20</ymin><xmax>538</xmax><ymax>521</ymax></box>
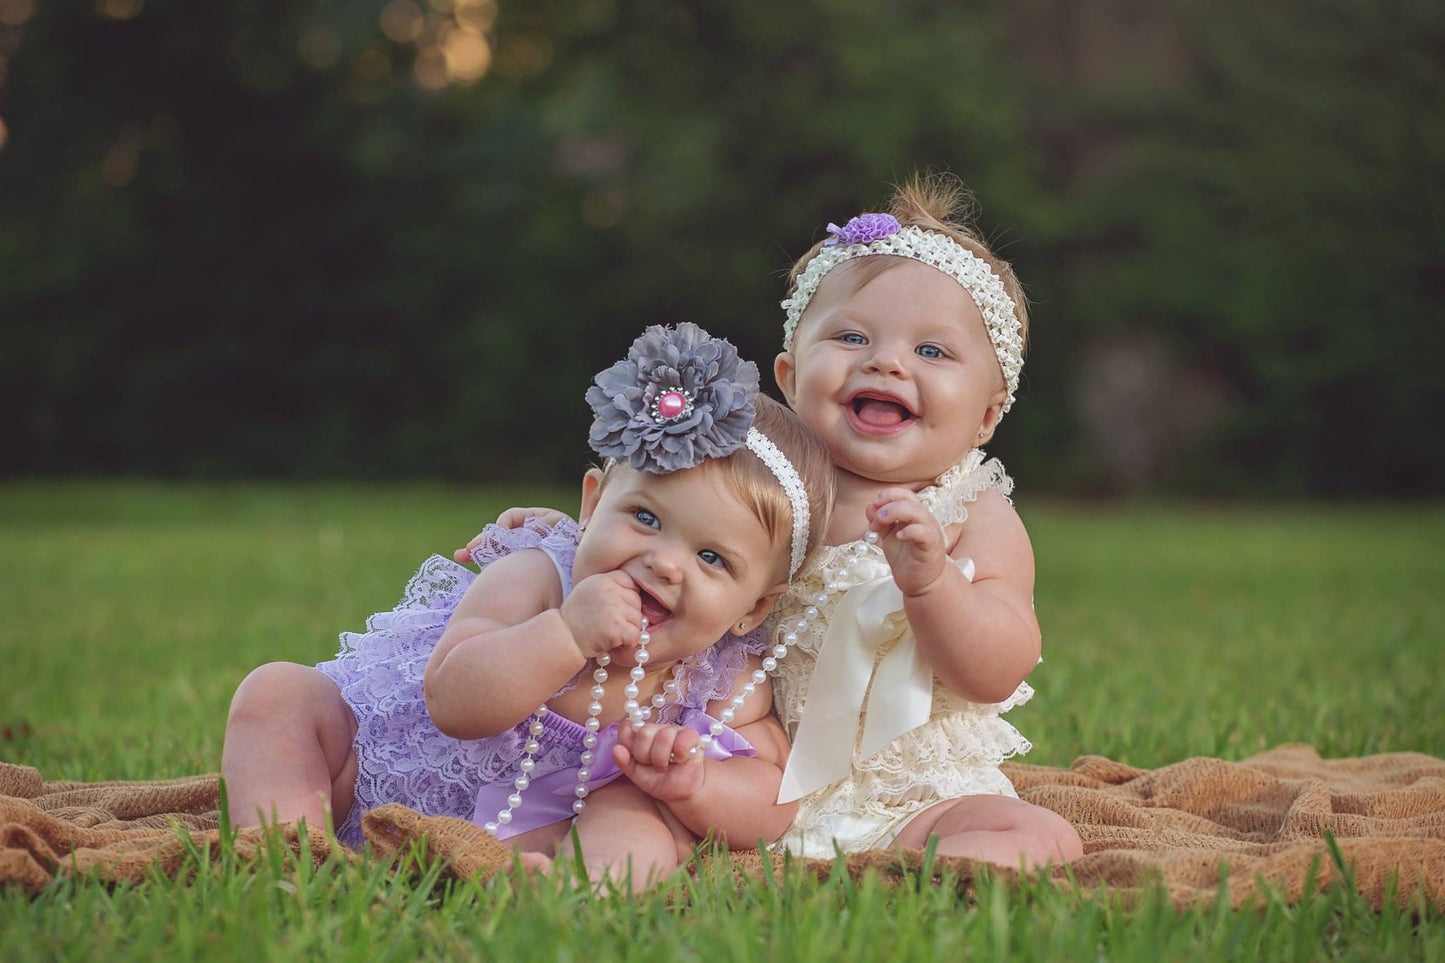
<box><xmin>974</xmin><ymin>392</ymin><xmax>1007</xmax><ymax>447</ymax></box>
<box><xmin>733</xmin><ymin>581</ymin><xmax>791</xmax><ymax>636</ymax></box>
<box><xmin>578</xmin><ymin>468</ymin><xmax>606</xmax><ymax>525</ymax></box>
<box><xmin>773</xmin><ymin>352</ymin><xmax>798</xmax><ymax>406</ymax></box>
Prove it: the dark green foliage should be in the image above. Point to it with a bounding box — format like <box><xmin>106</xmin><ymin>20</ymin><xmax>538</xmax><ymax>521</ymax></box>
<box><xmin>1</xmin><ymin>1</ymin><xmax>1440</xmax><ymax>491</ymax></box>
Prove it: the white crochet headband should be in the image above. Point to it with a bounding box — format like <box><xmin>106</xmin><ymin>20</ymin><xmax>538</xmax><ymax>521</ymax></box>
<box><xmin>745</xmin><ymin>427</ymin><xmax>810</xmax><ymax>578</ymax></box>
<box><xmin>780</xmin><ymin>219</ymin><xmax>1024</xmax><ymax>413</ymax></box>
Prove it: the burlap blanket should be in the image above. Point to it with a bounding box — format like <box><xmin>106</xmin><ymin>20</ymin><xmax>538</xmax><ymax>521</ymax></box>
<box><xmin>3</xmin><ymin>744</ymin><xmax>1441</xmax><ymax>908</ymax></box>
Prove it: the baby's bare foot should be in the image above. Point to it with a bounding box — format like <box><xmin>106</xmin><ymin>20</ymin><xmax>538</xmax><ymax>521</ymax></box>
<box><xmin>513</xmin><ymin>849</ymin><xmax>552</xmax><ymax>876</ymax></box>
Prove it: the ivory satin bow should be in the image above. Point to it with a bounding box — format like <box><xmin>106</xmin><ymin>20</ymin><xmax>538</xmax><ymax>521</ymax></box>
<box><xmin>777</xmin><ymin>555</ymin><xmax>975</xmax><ymax>804</ymax></box>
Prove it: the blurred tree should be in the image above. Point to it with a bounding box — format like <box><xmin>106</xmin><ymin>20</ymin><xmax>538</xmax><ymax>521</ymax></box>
<box><xmin>0</xmin><ymin>0</ymin><xmax>1440</xmax><ymax>493</ymax></box>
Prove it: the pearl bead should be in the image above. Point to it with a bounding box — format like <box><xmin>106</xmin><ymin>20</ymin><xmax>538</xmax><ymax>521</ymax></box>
<box><xmin>635</xmin><ymin>650</ymin><xmax>649</xmax><ymax>664</ymax></box>
<box><xmin>596</xmin><ymin>653</ymin><xmax>610</xmax><ymax>666</ymax></box>
<box><xmin>624</xmin><ymin>684</ymin><xmax>639</xmax><ymax>699</ymax></box>
<box><xmin>815</xmin><ymin>593</ymin><xmax>828</xmax><ymax>605</ymax></box>
<box><xmin>587</xmin><ymin>700</ymin><xmax>602</xmax><ymax>714</ymax></box>
<box><xmin>630</xmin><ymin>666</ymin><xmax>645</xmax><ymax>682</ymax></box>
<box><xmin>529</xmin><ymin>721</ymin><xmax>544</xmax><ymax>736</ymax></box>
<box><xmin>484</xmin><ymin>821</ymin><xmax>499</xmax><ymax>834</ymax></box>
<box><xmin>580</xmin><ymin>750</ymin><xmax>594</xmax><ymax>766</ymax></box>
<box><xmin>575</xmin><ymin>785</ymin><xmax>589</xmax><ymax>798</ymax></box>
<box><xmin>572</xmin><ymin>799</ymin><xmax>586</xmax><ymax>814</ymax></box>
<box><xmin>762</xmin><ymin>657</ymin><xmax>777</xmax><ymax>672</ymax></box>
<box><xmin>751</xmin><ymin>669</ymin><xmax>767</xmax><ymax>684</ymax></box>
<box><xmin>719</xmin><ymin>709</ymin><xmax>734</xmax><ymax>723</ymax></box>
<box><xmin>624</xmin><ymin>699</ymin><xmax>639</xmax><ymax>713</ymax></box>
<box><xmin>656</xmin><ymin>390</ymin><xmax>688</xmax><ymax>419</ymax></box>
<box><xmin>535</xmin><ymin>705</ymin><xmax>548</xmax><ymax>718</ymax></box>
<box><xmin>698</xmin><ymin>733</ymin><xmax>714</xmax><ymax>748</ymax></box>
<box><xmin>663</xmin><ymin>681</ymin><xmax>679</xmax><ymax>694</ymax></box>
<box><xmin>784</xmin><ymin>632</ymin><xmax>798</xmax><ymax>645</ymax></box>
<box><xmin>826</xmin><ymin>581</ymin><xmax>840</xmax><ymax>592</ymax></box>
<box><xmin>795</xmin><ymin>619</ymin><xmax>809</xmax><ymax>632</ymax></box>
<box><xmin>805</xmin><ymin>606</ymin><xmax>819</xmax><ymax>619</ymax></box>
<box><xmin>514</xmin><ymin>776</ymin><xmax>529</xmax><ymax>791</ymax></box>
<box><xmin>525</xmin><ymin>739</ymin><xmax>540</xmax><ymax>755</ymax></box>
<box><xmin>497</xmin><ymin>810</ymin><xmax>512</xmax><ymax>825</ymax></box>
<box><xmin>590</xmin><ymin>685</ymin><xmax>605</xmax><ymax>700</ymax></box>
<box><xmin>639</xmin><ymin>632</ymin><xmax>650</xmax><ymax>645</ymax></box>
<box><xmin>651</xmin><ymin>695</ymin><xmax>666</xmax><ymax>707</ymax></box>
<box><xmin>520</xmin><ymin>758</ymin><xmax>535</xmax><ymax>773</ymax></box>
<box><xmin>585</xmin><ymin>717</ymin><xmax>600</xmax><ymax>732</ymax></box>
<box><xmin>864</xmin><ymin>530</ymin><xmax>879</xmax><ymax>544</ymax></box>
<box><xmin>507</xmin><ymin>793</ymin><xmax>522</xmax><ymax>809</ymax></box>
<box><xmin>845</xmin><ymin>555</ymin><xmax>858</xmax><ymax>566</ymax></box>
<box><xmin>741</xmin><ymin>683</ymin><xmax>756</xmax><ymax>697</ymax></box>
<box><xmin>709</xmin><ymin>722</ymin><xmax>724</xmax><ymax>736</ymax></box>
<box><xmin>772</xmin><ymin>645</ymin><xmax>788</xmax><ymax>659</ymax></box>
<box><xmin>583</xmin><ymin>733</ymin><xmax>598</xmax><ymax>748</ymax></box>
<box><xmin>594</xmin><ymin>668</ymin><xmax>608</xmax><ymax>683</ymax></box>
<box><xmin>577</xmin><ymin>768</ymin><xmax>590</xmax><ymax>783</ymax></box>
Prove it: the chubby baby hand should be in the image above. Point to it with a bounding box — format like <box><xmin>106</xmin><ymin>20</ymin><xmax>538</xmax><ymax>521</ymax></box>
<box><xmin>451</xmin><ymin>507</ymin><xmax>574</xmax><ymax>563</ymax></box>
<box><xmin>866</xmin><ymin>488</ymin><xmax>948</xmax><ymax>596</ymax></box>
<box><xmin>613</xmin><ymin>722</ymin><xmax>704</xmax><ymax>801</ymax></box>
<box><xmin>560</xmin><ymin>571</ymin><xmax>641</xmax><ymax>660</ymax></box>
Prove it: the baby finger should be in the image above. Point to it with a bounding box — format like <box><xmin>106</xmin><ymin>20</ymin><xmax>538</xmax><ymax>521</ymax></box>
<box><xmin>647</xmin><ymin>726</ymin><xmax>680</xmax><ymax>770</ymax></box>
<box><xmin>672</xmin><ymin>726</ymin><xmax>700</xmax><ymax>762</ymax></box>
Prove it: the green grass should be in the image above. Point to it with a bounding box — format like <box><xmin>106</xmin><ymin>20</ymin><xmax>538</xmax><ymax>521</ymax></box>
<box><xmin>2</xmin><ymin>482</ymin><xmax>1443</xmax><ymax>960</ymax></box>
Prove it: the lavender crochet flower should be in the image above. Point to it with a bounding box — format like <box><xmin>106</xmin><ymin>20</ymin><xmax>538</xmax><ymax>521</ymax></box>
<box><xmin>823</xmin><ymin>212</ymin><xmax>902</xmax><ymax>247</ymax></box>
<box><xmin>586</xmin><ymin>322</ymin><xmax>760</xmax><ymax>474</ymax></box>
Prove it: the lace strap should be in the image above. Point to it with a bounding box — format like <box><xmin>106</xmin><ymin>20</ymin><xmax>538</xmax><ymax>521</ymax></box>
<box><xmin>468</xmin><ymin>517</ymin><xmax>582</xmax><ymax>568</ymax></box>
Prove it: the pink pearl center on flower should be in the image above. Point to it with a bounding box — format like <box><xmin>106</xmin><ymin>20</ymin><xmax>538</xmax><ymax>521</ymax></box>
<box><xmin>656</xmin><ymin>390</ymin><xmax>688</xmax><ymax>419</ymax></box>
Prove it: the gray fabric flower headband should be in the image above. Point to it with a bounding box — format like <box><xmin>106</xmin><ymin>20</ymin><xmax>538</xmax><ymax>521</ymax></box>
<box><xmin>586</xmin><ymin>322</ymin><xmax>760</xmax><ymax>474</ymax></box>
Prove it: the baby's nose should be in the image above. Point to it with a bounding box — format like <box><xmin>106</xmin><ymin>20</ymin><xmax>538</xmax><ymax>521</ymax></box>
<box><xmin>645</xmin><ymin>548</ymin><xmax>684</xmax><ymax>582</ymax></box>
<box><xmin>863</xmin><ymin>347</ymin><xmax>906</xmax><ymax>376</ymax></box>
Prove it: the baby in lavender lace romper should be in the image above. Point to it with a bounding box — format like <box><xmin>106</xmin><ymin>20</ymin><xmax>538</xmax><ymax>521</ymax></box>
<box><xmin>221</xmin><ymin>323</ymin><xmax>834</xmax><ymax>888</ymax></box>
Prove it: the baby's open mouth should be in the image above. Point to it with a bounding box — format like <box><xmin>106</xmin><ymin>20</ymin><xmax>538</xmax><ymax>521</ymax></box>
<box><xmin>638</xmin><ymin>587</ymin><xmax>672</xmax><ymax>627</ymax></box>
<box><xmin>848</xmin><ymin>392</ymin><xmax>916</xmax><ymax>430</ymax></box>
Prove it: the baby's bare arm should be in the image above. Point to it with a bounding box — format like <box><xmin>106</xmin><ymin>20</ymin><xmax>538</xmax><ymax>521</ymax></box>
<box><xmin>423</xmin><ymin>550</ymin><xmax>583</xmax><ymax>738</ymax></box>
<box><xmin>658</xmin><ymin>664</ymin><xmax>798</xmax><ymax>848</ymax></box>
<box><xmin>904</xmin><ymin>489</ymin><xmax>1041</xmax><ymax>703</ymax></box>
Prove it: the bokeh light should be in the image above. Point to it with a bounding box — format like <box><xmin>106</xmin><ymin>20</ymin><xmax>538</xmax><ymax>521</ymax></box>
<box><xmin>0</xmin><ymin>0</ymin><xmax>35</xmax><ymax>27</ymax></box>
<box><xmin>95</xmin><ymin>0</ymin><xmax>144</xmax><ymax>22</ymax></box>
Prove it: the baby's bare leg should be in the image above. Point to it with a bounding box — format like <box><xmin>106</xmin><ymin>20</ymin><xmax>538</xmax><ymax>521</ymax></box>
<box><xmin>892</xmin><ymin>794</ymin><xmax>1082</xmax><ymax>870</ymax></box>
<box><xmin>570</xmin><ymin>780</ymin><xmax>695</xmax><ymax>892</ymax></box>
<box><xmin>221</xmin><ymin>662</ymin><xmax>358</xmax><ymax>832</ymax></box>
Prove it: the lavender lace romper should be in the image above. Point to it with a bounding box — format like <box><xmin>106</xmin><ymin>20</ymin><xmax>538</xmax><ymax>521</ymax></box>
<box><xmin>315</xmin><ymin>518</ymin><xmax>760</xmax><ymax>847</ymax></box>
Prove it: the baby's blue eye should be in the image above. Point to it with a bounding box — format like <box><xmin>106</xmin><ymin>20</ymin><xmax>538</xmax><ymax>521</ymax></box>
<box><xmin>840</xmin><ymin>332</ymin><xmax>868</xmax><ymax>345</ymax></box>
<box><xmin>917</xmin><ymin>344</ymin><xmax>944</xmax><ymax>359</ymax></box>
<box><xmin>633</xmin><ymin>508</ymin><xmax>660</xmax><ymax>529</ymax></box>
<box><xmin>698</xmin><ymin>549</ymin><xmax>728</xmax><ymax>569</ymax></box>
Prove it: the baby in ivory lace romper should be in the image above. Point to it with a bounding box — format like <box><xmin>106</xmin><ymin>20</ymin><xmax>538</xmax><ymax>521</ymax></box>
<box><xmin>472</xmin><ymin>176</ymin><xmax>1083</xmax><ymax>868</ymax></box>
<box><xmin>764</xmin><ymin>177</ymin><xmax>1081</xmax><ymax>866</ymax></box>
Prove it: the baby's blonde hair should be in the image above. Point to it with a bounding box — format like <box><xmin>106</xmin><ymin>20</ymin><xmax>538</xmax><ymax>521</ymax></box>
<box><xmin>600</xmin><ymin>395</ymin><xmax>834</xmax><ymax>582</ymax></box>
<box><xmin>785</xmin><ymin>172</ymin><xmax>1030</xmax><ymax>354</ymax></box>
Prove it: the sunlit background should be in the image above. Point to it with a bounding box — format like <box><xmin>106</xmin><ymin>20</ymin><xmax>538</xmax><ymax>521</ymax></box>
<box><xmin>1</xmin><ymin>0</ymin><xmax>1441</xmax><ymax>494</ymax></box>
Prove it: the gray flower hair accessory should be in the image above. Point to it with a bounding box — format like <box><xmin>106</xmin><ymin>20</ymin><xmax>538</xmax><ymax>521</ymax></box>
<box><xmin>586</xmin><ymin>322</ymin><xmax>760</xmax><ymax>474</ymax></box>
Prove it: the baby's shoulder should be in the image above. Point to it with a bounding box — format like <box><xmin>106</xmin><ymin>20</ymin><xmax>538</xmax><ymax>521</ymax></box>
<box><xmin>466</xmin><ymin>546</ymin><xmax>566</xmax><ymax>611</ymax></box>
<box><xmin>948</xmin><ymin>488</ymin><xmax>1031</xmax><ymax>562</ymax></box>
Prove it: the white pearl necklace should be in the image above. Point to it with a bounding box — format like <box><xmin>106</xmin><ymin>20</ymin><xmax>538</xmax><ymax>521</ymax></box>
<box><xmin>481</xmin><ymin>531</ymin><xmax>875</xmax><ymax>836</ymax></box>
